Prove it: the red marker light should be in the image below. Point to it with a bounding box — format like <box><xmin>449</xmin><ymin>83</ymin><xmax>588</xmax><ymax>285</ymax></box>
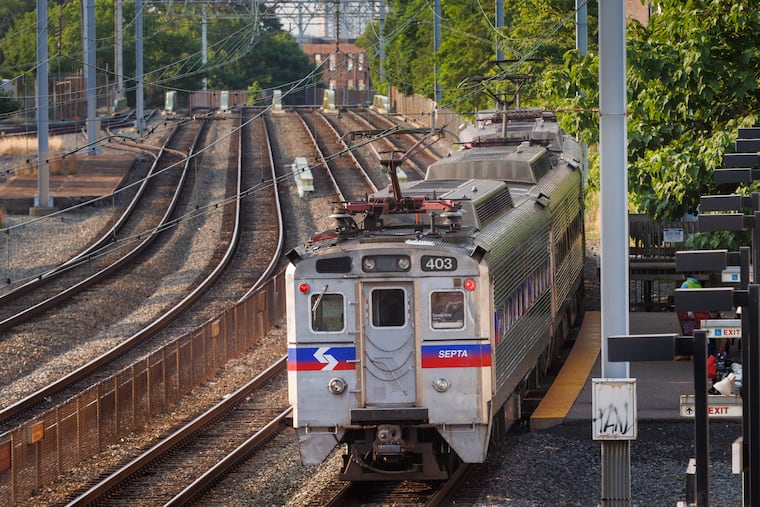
<box><xmin>298</xmin><ymin>283</ymin><xmax>310</xmax><ymax>293</ymax></box>
<box><xmin>464</xmin><ymin>279</ymin><xmax>476</xmax><ymax>291</ymax></box>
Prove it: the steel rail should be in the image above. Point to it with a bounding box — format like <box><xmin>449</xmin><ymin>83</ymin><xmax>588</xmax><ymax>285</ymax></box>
<box><xmin>292</xmin><ymin>109</ymin><xmax>344</xmax><ymax>202</ymax></box>
<box><xmin>239</xmin><ymin>108</ymin><xmax>285</xmax><ymax>300</ymax></box>
<box><xmin>66</xmin><ymin>356</ymin><xmax>288</xmax><ymax>507</ymax></box>
<box><xmin>315</xmin><ymin>110</ymin><xmax>378</xmax><ymax>193</ymax></box>
<box><xmin>165</xmin><ymin>409</ymin><xmax>292</xmax><ymax>506</ymax></box>
<box><xmin>0</xmin><ymin>129</ymin><xmax>167</xmax><ymax>302</ymax></box>
<box><xmin>0</xmin><ymin>115</ymin><xmax>226</xmax><ymax>424</ymax></box>
<box><xmin>345</xmin><ymin>108</ymin><xmax>429</xmax><ymax>179</ymax></box>
<box><xmin>0</xmin><ymin>116</ymin><xmax>207</xmax><ymax>333</ymax></box>
<box><xmin>295</xmin><ymin>110</ymin><xmax>375</xmax><ymax>202</ymax></box>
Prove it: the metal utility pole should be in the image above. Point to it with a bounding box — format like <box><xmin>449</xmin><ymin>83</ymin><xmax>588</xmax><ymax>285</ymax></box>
<box><xmin>135</xmin><ymin>0</ymin><xmax>144</xmax><ymax>136</ymax></box>
<box><xmin>432</xmin><ymin>0</ymin><xmax>441</xmax><ymax>129</ymax></box>
<box><xmin>379</xmin><ymin>1</ymin><xmax>385</xmax><ymax>88</ymax></box>
<box><xmin>598</xmin><ymin>0</ymin><xmax>631</xmax><ymax>505</ymax></box>
<box><xmin>576</xmin><ymin>0</ymin><xmax>589</xmax><ymax>183</ymax></box>
<box><xmin>202</xmin><ymin>2</ymin><xmax>208</xmax><ymax>91</ymax></box>
<box><xmin>35</xmin><ymin>0</ymin><xmax>51</xmax><ymax>212</ymax></box>
<box><xmin>495</xmin><ymin>0</ymin><xmax>504</xmax><ymax>61</ymax></box>
<box><xmin>576</xmin><ymin>0</ymin><xmax>588</xmax><ymax>56</ymax></box>
<box><xmin>115</xmin><ymin>0</ymin><xmax>124</xmax><ymax>100</ymax></box>
<box><xmin>84</xmin><ymin>0</ymin><xmax>98</xmax><ymax>154</ymax></box>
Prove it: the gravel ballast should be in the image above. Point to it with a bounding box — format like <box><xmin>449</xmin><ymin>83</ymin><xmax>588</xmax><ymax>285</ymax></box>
<box><xmin>2</xmin><ymin>118</ymin><xmax>745</xmax><ymax>507</ymax></box>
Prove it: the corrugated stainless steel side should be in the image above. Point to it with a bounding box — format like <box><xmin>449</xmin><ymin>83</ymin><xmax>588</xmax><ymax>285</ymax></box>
<box><xmin>494</xmin><ymin>295</ymin><xmax>553</xmax><ymax>393</ymax></box>
<box><xmin>476</xmin><ymin>201</ymin><xmax>552</xmax><ymax>395</ymax></box>
<box><xmin>545</xmin><ymin>167</ymin><xmax>585</xmax><ymax>310</ymax></box>
<box><xmin>481</xmin><ymin>208</ymin><xmax>551</xmax><ymax>305</ymax></box>
<box><xmin>482</xmin><ymin>162</ymin><xmax>583</xmax><ymax>397</ymax></box>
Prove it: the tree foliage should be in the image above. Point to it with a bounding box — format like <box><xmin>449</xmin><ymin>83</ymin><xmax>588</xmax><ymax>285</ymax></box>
<box><xmin>361</xmin><ymin>0</ymin><xmax>597</xmax><ymax>113</ymax></box>
<box><xmin>0</xmin><ymin>0</ymin><xmax>35</xmax><ymax>67</ymax></box>
<box><xmin>0</xmin><ymin>0</ymin><xmax>313</xmax><ymax>106</ymax></box>
<box><xmin>0</xmin><ymin>89</ymin><xmax>21</xmax><ymax>115</ymax></box>
<box><xmin>540</xmin><ymin>0</ymin><xmax>760</xmax><ymax>224</ymax></box>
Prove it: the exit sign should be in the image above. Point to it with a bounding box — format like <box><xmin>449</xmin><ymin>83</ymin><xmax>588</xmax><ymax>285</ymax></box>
<box><xmin>680</xmin><ymin>394</ymin><xmax>742</xmax><ymax>418</ymax></box>
<box><xmin>700</xmin><ymin>319</ymin><xmax>742</xmax><ymax>339</ymax></box>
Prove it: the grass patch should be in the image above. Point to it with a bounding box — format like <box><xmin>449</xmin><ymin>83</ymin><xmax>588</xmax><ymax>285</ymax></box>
<box><xmin>0</xmin><ymin>136</ymin><xmax>63</xmax><ymax>157</ymax></box>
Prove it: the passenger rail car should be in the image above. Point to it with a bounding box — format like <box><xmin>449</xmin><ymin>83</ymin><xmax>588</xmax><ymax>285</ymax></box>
<box><xmin>286</xmin><ymin>111</ymin><xmax>585</xmax><ymax>481</ymax></box>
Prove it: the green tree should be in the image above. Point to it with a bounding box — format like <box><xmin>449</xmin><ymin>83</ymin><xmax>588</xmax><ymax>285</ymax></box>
<box><xmin>627</xmin><ymin>0</ymin><xmax>760</xmax><ymax>221</ymax></box>
<box><xmin>0</xmin><ymin>89</ymin><xmax>21</xmax><ymax>115</ymax></box>
<box><xmin>0</xmin><ymin>0</ymin><xmax>114</xmax><ymax>76</ymax></box>
<box><xmin>0</xmin><ymin>1</ymin><xmax>313</xmax><ymax>108</ymax></box>
<box><xmin>542</xmin><ymin>0</ymin><xmax>760</xmax><ymax>223</ymax></box>
<box><xmin>0</xmin><ymin>0</ymin><xmax>35</xmax><ymax>67</ymax></box>
<box><xmin>364</xmin><ymin>0</ymin><xmax>597</xmax><ymax>113</ymax></box>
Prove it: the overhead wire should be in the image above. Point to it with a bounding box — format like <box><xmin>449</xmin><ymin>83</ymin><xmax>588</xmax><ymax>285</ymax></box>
<box><xmin>1</xmin><ymin>0</ymin><xmax>595</xmax><ymax>252</ymax></box>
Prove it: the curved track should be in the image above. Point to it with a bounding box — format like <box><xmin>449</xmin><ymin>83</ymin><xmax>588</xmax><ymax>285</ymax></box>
<box><xmin>0</xmin><ymin>106</ymin><xmax>436</xmax><ymax>505</ymax></box>
<box><xmin>0</xmin><ymin>115</ymin><xmax>205</xmax><ymax>328</ymax></box>
<box><xmin>0</xmin><ymin>110</ymin><xmax>144</xmax><ymax>138</ymax></box>
<box><xmin>0</xmin><ymin>107</ymin><xmax>285</xmax><ymax>428</ymax></box>
<box><xmin>296</xmin><ymin>109</ymin><xmax>377</xmax><ymax>202</ymax></box>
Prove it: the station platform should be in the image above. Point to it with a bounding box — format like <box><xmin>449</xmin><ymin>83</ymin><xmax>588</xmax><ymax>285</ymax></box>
<box><xmin>531</xmin><ymin>311</ymin><xmax>699</xmax><ymax>429</ymax></box>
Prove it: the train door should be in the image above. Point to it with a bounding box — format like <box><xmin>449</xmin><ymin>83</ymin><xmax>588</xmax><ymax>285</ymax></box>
<box><xmin>361</xmin><ymin>283</ymin><xmax>416</xmax><ymax>406</ymax></box>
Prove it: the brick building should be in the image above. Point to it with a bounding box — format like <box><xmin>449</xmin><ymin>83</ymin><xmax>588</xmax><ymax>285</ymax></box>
<box><xmin>627</xmin><ymin>0</ymin><xmax>655</xmax><ymax>26</ymax></box>
<box><xmin>301</xmin><ymin>40</ymin><xmax>370</xmax><ymax>92</ymax></box>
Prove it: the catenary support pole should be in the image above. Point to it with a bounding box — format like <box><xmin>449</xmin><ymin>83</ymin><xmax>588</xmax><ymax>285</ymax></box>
<box><xmin>576</xmin><ymin>0</ymin><xmax>589</xmax><ymax>183</ymax></box>
<box><xmin>599</xmin><ymin>0</ymin><xmax>631</xmax><ymax>505</ymax></box>
<box><xmin>135</xmin><ymin>0</ymin><xmax>144</xmax><ymax>136</ymax></box>
<box><xmin>84</xmin><ymin>0</ymin><xmax>97</xmax><ymax>154</ymax></box>
<box><xmin>495</xmin><ymin>0</ymin><xmax>504</xmax><ymax>61</ymax></box>
<box><xmin>202</xmin><ymin>3</ymin><xmax>208</xmax><ymax>91</ymax></box>
<box><xmin>432</xmin><ymin>0</ymin><xmax>441</xmax><ymax>130</ymax></box>
<box><xmin>35</xmin><ymin>0</ymin><xmax>50</xmax><ymax>210</ymax></box>
<box><xmin>115</xmin><ymin>0</ymin><xmax>124</xmax><ymax>99</ymax></box>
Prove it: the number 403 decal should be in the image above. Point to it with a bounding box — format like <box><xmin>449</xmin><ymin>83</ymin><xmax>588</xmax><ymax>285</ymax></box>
<box><xmin>421</xmin><ymin>255</ymin><xmax>458</xmax><ymax>271</ymax></box>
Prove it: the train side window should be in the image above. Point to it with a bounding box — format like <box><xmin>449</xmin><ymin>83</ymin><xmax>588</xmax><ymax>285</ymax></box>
<box><xmin>431</xmin><ymin>291</ymin><xmax>464</xmax><ymax>329</ymax></box>
<box><xmin>310</xmin><ymin>293</ymin><xmax>344</xmax><ymax>332</ymax></box>
<box><xmin>371</xmin><ymin>288</ymin><xmax>405</xmax><ymax>327</ymax></box>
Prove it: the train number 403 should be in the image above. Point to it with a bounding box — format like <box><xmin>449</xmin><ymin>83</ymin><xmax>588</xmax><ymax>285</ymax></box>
<box><xmin>421</xmin><ymin>255</ymin><xmax>457</xmax><ymax>271</ymax></box>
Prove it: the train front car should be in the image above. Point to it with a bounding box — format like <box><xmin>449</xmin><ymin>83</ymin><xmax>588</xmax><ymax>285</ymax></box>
<box><xmin>286</xmin><ymin>111</ymin><xmax>585</xmax><ymax>481</ymax></box>
<box><xmin>286</xmin><ymin>179</ymin><xmax>495</xmax><ymax>481</ymax></box>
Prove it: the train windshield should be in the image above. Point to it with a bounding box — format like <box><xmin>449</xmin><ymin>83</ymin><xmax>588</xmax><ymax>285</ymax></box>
<box><xmin>371</xmin><ymin>288</ymin><xmax>406</xmax><ymax>327</ymax></box>
<box><xmin>310</xmin><ymin>293</ymin><xmax>344</xmax><ymax>332</ymax></box>
<box><xmin>431</xmin><ymin>291</ymin><xmax>465</xmax><ymax>329</ymax></box>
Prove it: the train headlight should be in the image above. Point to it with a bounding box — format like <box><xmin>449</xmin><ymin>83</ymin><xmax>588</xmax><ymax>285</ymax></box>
<box><xmin>362</xmin><ymin>257</ymin><xmax>376</xmax><ymax>271</ymax></box>
<box><xmin>433</xmin><ymin>377</ymin><xmax>451</xmax><ymax>392</ymax></box>
<box><xmin>397</xmin><ymin>256</ymin><xmax>411</xmax><ymax>270</ymax></box>
<box><xmin>327</xmin><ymin>377</ymin><xmax>347</xmax><ymax>394</ymax></box>
<box><xmin>298</xmin><ymin>283</ymin><xmax>309</xmax><ymax>293</ymax></box>
<box><xmin>464</xmin><ymin>279</ymin><xmax>476</xmax><ymax>291</ymax></box>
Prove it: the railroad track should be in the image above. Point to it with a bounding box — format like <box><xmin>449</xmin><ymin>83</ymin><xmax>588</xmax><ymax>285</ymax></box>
<box><xmin>0</xmin><ymin>117</ymin><xmax>190</xmax><ymax>313</ymax></box>
<box><xmin>296</xmin><ymin>109</ymin><xmax>377</xmax><ymax>202</ymax></box>
<box><xmin>345</xmin><ymin>108</ymin><xmax>439</xmax><ymax>180</ymax></box>
<box><xmin>316</xmin><ymin>111</ymin><xmax>393</xmax><ymax>189</ymax></box>
<box><xmin>65</xmin><ymin>357</ymin><xmax>290</xmax><ymax>506</ymax></box>
<box><xmin>308</xmin><ymin>463</ymin><xmax>473</xmax><ymax>506</ymax></box>
<box><xmin>0</xmin><ymin>112</ymin><xmax>238</xmax><ymax>423</ymax></box>
<box><xmin>0</xmin><ymin>106</ymin><xmax>290</xmax><ymax>505</ymax></box>
<box><xmin>0</xmin><ymin>110</ymin><xmax>144</xmax><ymax>138</ymax></box>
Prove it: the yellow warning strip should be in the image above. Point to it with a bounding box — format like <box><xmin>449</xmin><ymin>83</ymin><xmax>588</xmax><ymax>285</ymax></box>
<box><xmin>530</xmin><ymin>311</ymin><xmax>600</xmax><ymax>430</ymax></box>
